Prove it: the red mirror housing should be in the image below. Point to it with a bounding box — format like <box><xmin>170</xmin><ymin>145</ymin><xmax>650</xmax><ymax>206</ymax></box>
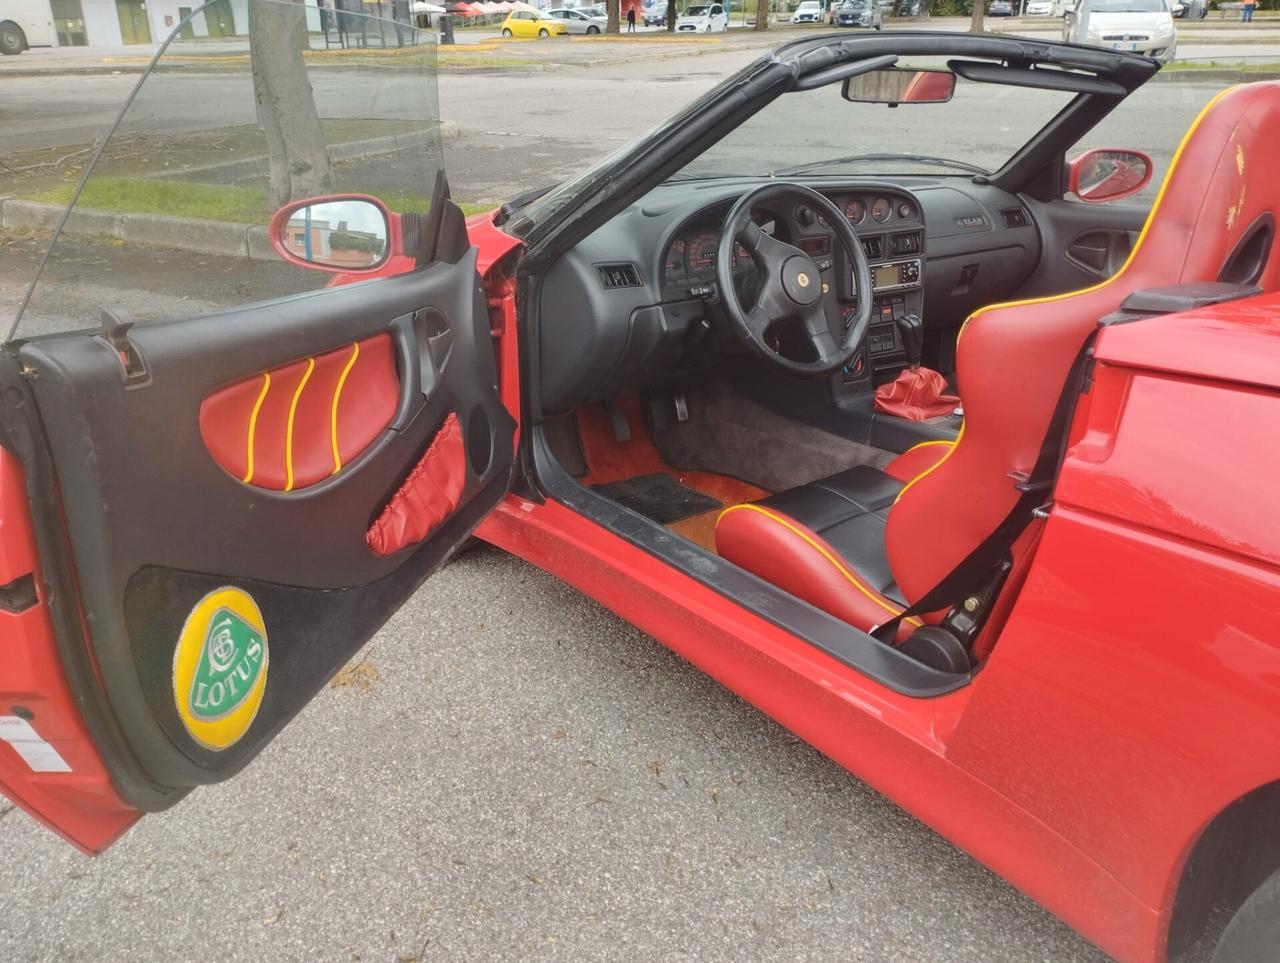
<box><xmin>268</xmin><ymin>194</ymin><xmax>401</xmax><ymax>274</ymax></box>
<box><xmin>1067</xmin><ymin>148</ymin><xmax>1155</xmax><ymax>204</ymax></box>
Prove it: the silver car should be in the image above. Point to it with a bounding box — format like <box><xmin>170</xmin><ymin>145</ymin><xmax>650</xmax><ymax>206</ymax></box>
<box><xmin>546</xmin><ymin>7</ymin><xmax>607</xmax><ymax>32</ymax></box>
<box><xmin>1063</xmin><ymin>0</ymin><xmax>1178</xmax><ymax>62</ymax></box>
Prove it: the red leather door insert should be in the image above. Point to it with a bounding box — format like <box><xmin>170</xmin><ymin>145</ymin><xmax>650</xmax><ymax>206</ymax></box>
<box><xmin>199</xmin><ymin>334</ymin><xmax>399</xmax><ymax>491</ymax></box>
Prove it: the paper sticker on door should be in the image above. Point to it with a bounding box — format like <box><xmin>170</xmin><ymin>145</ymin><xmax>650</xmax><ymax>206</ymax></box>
<box><xmin>172</xmin><ymin>587</ymin><xmax>269</xmax><ymax>751</ymax></box>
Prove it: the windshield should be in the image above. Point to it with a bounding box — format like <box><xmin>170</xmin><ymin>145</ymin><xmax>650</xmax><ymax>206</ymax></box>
<box><xmin>1091</xmin><ymin>0</ymin><xmax>1169</xmax><ymax>10</ymax></box>
<box><xmin>677</xmin><ymin>70</ymin><xmax>1074</xmax><ymax>179</ymax></box>
<box><xmin>684</xmin><ymin>5</ymin><xmax>711</xmax><ymax>13</ymax></box>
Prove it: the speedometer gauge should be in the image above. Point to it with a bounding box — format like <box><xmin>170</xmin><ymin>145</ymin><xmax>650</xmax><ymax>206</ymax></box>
<box><xmin>870</xmin><ymin>197</ymin><xmax>892</xmax><ymax>223</ymax></box>
<box><xmin>687</xmin><ymin>231</ymin><xmax>719</xmax><ymax>274</ymax></box>
<box><xmin>664</xmin><ymin>238</ymin><xmax>687</xmax><ymax>280</ymax></box>
<box><xmin>844</xmin><ymin>198</ymin><xmax>866</xmax><ymax>224</ymax></box>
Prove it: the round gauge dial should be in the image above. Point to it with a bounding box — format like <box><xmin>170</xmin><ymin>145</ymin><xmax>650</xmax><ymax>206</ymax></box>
<box><xmin>844</xmin><ymin>198</ymin><xmax>866</xmax><ymax>224</ymax></box>
<box><xmin>664</xmin><ymin>238</ymin><xmax>687</xmax><ymax>279</ymax></box>
<box><xmin>897</xmin><ymin>201</ymin><xmax>914</xmax><ymax>220</ymax></box>
<box><xmin>686</xmin><ymin>231</ymin><xmax>719</xmax><ymax>274</ymax></box>
<box><xmin>870</xmin><ymin>197</ymin><xmax>892</xmax><ymax>223</ymax></box>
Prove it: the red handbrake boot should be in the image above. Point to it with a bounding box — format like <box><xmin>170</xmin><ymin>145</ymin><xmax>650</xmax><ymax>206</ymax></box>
<box><xmin>874</xmin><ymin>312</ymin><xmax>960</xmax><ymax>421</ymax></box>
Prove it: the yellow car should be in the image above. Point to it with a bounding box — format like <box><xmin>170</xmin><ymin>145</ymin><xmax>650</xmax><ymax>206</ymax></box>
<box><xmin>500</xmin><ymin>9</ymin><xmax>569</xmax><ymax>36</ymax></box>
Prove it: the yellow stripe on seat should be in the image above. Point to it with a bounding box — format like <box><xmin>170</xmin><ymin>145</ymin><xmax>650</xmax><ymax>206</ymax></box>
<box><xmin>718</xmin><ymin>503</ymin><xmax>923</xmax><ymax>626</ymax></box>
<box><xmin>330</xmin><ymin>342</ymin><xmax>360</xmax><ymax>475</ymax></box>
<box><xmin>284</xmin><ymin>357</ymin><xmax>315</xmax><ymax>492</ymax></box>
<box><xmin>242</xmin><ymin>372</ymin><xmax>271</xmax><ymax>485</ymax></box>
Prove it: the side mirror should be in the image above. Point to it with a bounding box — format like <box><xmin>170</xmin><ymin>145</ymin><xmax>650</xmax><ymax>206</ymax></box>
<box><xmin>843</xmin><ymin>68</ymin><xmax>957</xmax><ymax>105</ymax></box>
<box><xmin>1067</xmin><ymin>148</ymin><xmax>1154</xmax><ymax>203</ymax></box>
<box><xmin>269</xmin><ymin>195</ymin><xmax>393</xmax><ymax>273</ymax></box>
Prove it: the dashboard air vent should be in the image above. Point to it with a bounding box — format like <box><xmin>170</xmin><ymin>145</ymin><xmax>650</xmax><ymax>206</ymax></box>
<box><xmin>860</xmin><ymin>237</ymin><xmax>883</xmax><ymax>260</ymax></box>
<box><xmin>597</xmin><ymin>263</ymin><xmax>642</xmax><ymax>289</ymax></box>
<box><xmin>1001</xmin><ymin>208</ymin><xmax>1030</xmax><ymax>229</ymax></box>
<box><xmin>889</xmin><ymin>232</ymin><xmax>921</xmax><ymax>256</ymax></box>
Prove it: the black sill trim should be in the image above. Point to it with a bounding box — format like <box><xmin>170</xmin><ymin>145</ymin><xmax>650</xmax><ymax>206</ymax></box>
<box><xmin>529</xmin><ymin>425</ymin><xmax>970</xmax><ymax>699</ymax></box>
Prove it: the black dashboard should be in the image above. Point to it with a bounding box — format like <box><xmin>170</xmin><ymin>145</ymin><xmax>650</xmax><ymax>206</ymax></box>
<box><xmin>538</xmin><ymin>175</ymin><xmax>1044</xmax><ymax>413</ymax></box>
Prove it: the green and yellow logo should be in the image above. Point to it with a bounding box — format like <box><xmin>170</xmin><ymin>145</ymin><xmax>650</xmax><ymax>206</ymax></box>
<box><xmin>172</xmin><ymin>587</ymin><xmax>269</xmax><ymax>750</ymax></box>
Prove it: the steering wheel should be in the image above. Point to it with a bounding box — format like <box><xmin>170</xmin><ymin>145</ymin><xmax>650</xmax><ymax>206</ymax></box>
<box><xmin>716</xmin><ymin>183</ymin><xmax>873</xmax><ymax>378</ymax></box>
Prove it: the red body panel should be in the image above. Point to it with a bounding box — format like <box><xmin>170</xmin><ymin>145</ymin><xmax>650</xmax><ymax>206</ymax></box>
<box><xmin>0</xmin><ymin>448</ymin><xmax>139</xmax><ymax>854</ymax></box>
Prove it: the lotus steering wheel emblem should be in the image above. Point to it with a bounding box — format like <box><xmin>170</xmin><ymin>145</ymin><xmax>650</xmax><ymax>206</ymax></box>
<box><xmin>797</xmin><ymin>272</ymin><xmax>810</xmax><ymax>288</ymax></box>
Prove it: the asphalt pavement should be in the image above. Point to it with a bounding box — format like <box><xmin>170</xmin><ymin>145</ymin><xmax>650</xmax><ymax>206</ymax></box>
<box><xmin>0</xmin><ymin>545</ymin><xmax>1114</xmax><ymax>963</ymax></box>
<box><xmin>0</xmin><ymin>30</ymin><xmax>1250</xmax><ymax>963</ymax></box>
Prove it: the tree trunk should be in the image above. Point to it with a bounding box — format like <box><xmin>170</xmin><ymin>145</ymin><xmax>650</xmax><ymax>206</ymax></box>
<box><xmin>607</xmin><ymin>0</ymin><xmax>621</xmax><ymax>32</ymax></box>
<box><xmin>250</xmin><ymin>0</ymin><xmax>333</xmax><ymax>209</ymax></box>
<box><xmin>755</xmin><ymin>0</ymin><xmax>770</xmax><ymax>28</ymax></box>
<box><xmin>666</xmin><ymin>0</ymin><xmax>676</xmax><ymax>30</ymax></box>
<box><xmin>968</xmin><ymin>0</ymin><xmax>984</xmax><ymax>30</ymax></box>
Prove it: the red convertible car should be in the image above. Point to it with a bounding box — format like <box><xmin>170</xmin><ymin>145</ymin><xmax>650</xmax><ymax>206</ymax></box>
<box><xmin>2</xmin><ymin>7</ymin><xmax>1279</xmax><ymax>962</ymax></box>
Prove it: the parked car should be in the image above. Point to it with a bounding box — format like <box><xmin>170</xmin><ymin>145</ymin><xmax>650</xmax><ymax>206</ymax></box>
<box><xmin>1063</xmin><ymin>0</ymin><xmax>1177</xmax><ymax>62</ymax></box>
<box><xmin>676</xmin><ymin>1</ymin><xmax>728</xmax><ymax>28</ymax></box>
<box><xmin>643</xmin><ymin>1</ymin><xmax>668</xmax><ymax>23</ymax></box>
<box><xmin>988</xmin><ymin>0</ymin><xmax>1014</xmax><ymax>14</ymax></box>
<box><xmin>500</xmin><ymin>7</ymin><xmax>569</xmax><ymax>34</ymax></box>
<box><xmin>12</xmin><ymin>12</ymin><xmax>1280</xmax><ymax>963</ymax></box>
<box><xmin>546</xmin><ymin>6</ymin><xmax>607</xmax><ymax>31</ymax></box>
<box><xmin>834</xmin><ymin>0</ymin><xmax>883</xmax><ymax>26</ymax></box>
<box><xmin>792</xmin><ymin>0</ymin><xmax>824</xmax><ymax>20</ymax></box>
<box><xmin>1025</xmin><ymin>0</ymin><xmax>1054</xmax><ymax>13</ymax></box>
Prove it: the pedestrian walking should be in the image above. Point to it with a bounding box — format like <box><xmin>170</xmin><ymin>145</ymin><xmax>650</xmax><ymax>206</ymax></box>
<box><xmin>627</xmin><ymin>6</ymin><xmax>637</xmax><ymax>30</ymax></box>
<box><xmin>1243</xmin><ymin>0</ymin><xmax>1256</xmax><ymax>21</ymax></box>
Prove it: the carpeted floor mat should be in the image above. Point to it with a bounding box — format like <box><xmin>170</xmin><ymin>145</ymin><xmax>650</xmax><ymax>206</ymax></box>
<box><xmin>592</xmin><ymin>473</ymin><xmax>722</xmax><ymax>525</ymax></box>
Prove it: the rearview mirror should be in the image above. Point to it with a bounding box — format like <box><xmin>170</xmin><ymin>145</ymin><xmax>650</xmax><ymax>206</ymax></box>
<box><xmin>842</xmin><ymin>68</ymin><xmax>957</xmax><ymax>105</ymax></box>
<box><xmin>1067</xmin><ymin>148</ymin><xmax>1154</xmax><ymax>203</ymax></box>
<box><xmin>269</xmin><ymin>195</ymin><xmax>392</xmax><ymax>273</ymax></box>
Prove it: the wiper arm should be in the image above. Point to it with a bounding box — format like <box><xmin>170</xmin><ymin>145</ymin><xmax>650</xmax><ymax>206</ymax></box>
<box><xmin>774</xmin><ymin>153</ymin><xmax>988</xmax><ymax>176</ymax></box>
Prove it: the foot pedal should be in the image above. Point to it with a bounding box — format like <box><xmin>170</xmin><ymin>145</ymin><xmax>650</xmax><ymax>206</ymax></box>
<box><xmin>673</xmin><ymin>392</ymin><xmax>689</xmax><ymax>423</ymax></box>
<box><xmin>604</xmin><ymin>400</ymin><xmax>631</xmax><ymax>443</ymax></box>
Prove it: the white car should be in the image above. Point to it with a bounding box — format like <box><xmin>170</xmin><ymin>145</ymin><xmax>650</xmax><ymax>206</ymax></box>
<box><xmin>1063</xmin><ymin>0</ymin><xmax>1177</xmax><ymax>63</ymax></box>
<box><xmin>1025</xmin><ymin>0</ymin><xmax>1054</xmax><ymax>13</ymax></box>
<box><xmin>546</xmin><ymin>7</ymin><xmax>607</xmax><ymax>32</ymax></box>
<box><xmin>676</xmin><ymin>2</ymin><xmax>728</xmax><ymax>29</ymax></box>
<box><xmin>792</xmin><ymin>0</ymin><xmax>824</xmax><ymax>20</ymax></box>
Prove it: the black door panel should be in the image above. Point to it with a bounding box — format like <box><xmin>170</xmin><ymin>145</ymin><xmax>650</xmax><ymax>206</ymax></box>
<box><xmin>9</xmin><ymin>250</ymin><xmax>514</xmax><ymax>808</ymax></box>
<box><xmin>1018</xmin><ymin>197</ymin><xmax>1150</xmax><ymax>297</ymax></box>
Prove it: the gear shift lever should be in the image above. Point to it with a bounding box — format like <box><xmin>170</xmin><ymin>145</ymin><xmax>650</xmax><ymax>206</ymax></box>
<box><xmin>895</xmin><ymin>311</ymin><xmax>924</xmax><ymax>369</ymax></box>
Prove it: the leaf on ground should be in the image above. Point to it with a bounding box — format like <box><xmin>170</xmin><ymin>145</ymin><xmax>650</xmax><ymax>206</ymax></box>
<box><xmin>329</xmin><ymin>658</ymin><xmax>379</xmax><ymax>692</ymax></box>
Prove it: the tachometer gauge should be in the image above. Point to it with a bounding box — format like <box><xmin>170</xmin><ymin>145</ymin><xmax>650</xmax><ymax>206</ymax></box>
<box><xmin>845</xmin><ymin>198</ymin><xmax>866</xmax><ymax>224</ymax></box>
<box><xmin>733</xmin><ymin>241</ymin><xmax>751</xmax><ymax>268</ymax></box>
<box><xmin>687</xmin><ymin>231</ymin><xmax>719</xmax><ymax>275</ymax></box>
<box><xmin>871</xmin><ymin>197</ymin><xmax>892</xmax><ymax>223</ymax></box>
<box><xmin>664</xmin><ymin>238</ymin><xmax>687</xmax><ymax>280</ymax></box>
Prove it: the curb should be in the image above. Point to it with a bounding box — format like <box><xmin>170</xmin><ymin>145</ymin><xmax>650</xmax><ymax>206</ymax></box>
<box><xmin>0</xmin><ymin>198</ymin><xmax>278</xmax><ymax>263</ymax></box>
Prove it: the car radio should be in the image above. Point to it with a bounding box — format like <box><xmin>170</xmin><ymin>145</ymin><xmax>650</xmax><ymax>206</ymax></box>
<box><xmin>870</xmin><ymin>258</ymin><xmax>922</xmax><ymax>293</ymax></box>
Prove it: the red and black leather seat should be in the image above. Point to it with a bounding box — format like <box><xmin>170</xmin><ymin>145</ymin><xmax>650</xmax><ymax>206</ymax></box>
<box><xmin>716</xmin><ymin>81</ymin><xmax>1280</xmax><ymax>656</ymax></box>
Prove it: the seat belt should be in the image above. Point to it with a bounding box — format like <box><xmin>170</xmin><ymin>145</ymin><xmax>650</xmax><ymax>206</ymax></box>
<box><xmin>870</xmin><ymin>329</ymin><xmax>1100</xmax><ymax>645</ymax></box>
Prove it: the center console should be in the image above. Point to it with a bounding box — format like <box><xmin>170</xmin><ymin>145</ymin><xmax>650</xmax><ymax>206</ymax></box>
<box><xmin>838</xmin><ymin>254</ymin><xmax>926</xmax><ymax>392</ymax></box>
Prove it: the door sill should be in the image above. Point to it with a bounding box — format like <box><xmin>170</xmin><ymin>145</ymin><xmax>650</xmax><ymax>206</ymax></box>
<box><xmin>529</xmin><ymin>424</ymin><xmax>970</xmax><ymax>699</ymax></box>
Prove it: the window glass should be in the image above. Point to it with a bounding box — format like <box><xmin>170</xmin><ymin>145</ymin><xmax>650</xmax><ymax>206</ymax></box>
<box><xmin>11</xmin><ymin>0</ymin><xmax>443</xmax><ymax>340</ymax></box>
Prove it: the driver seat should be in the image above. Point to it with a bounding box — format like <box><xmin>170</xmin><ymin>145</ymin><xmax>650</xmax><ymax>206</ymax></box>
<box><xmin>716</xmin><ymin>81</ymin><xmax>1280</xmax><ymax>654</ymax></box>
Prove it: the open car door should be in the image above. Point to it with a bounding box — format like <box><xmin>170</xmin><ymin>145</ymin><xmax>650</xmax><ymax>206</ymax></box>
<box><xmin>0</xmin><ymin>0</ymin><xmax>514</xmax><ymax>853</ymax></box>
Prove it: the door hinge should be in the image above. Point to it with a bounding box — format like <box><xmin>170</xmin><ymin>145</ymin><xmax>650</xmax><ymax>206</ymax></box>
<box><xmin>98</xmin><ymin>308</ymin><xmax>150</xmax><ymax>387</ymax></box>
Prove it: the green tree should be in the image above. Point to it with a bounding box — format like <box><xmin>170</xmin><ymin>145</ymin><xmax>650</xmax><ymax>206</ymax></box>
<box><xmin>249</xmin><ymin>0</ymin><xmax>333</xmax><ymax>208</ymax></box>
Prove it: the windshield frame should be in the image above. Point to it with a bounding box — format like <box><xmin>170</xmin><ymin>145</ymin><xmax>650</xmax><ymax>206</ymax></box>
<box><xmin>507</xmin><ymin>33</ymin><xmax>1159</xmax><ymax>247</ymax></box>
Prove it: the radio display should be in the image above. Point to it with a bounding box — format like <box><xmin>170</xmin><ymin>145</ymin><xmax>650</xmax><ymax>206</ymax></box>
<box><xmin>872</xmin><ymin>263</ymin><xmax>900</xmax><ymax>289</ymax></box>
